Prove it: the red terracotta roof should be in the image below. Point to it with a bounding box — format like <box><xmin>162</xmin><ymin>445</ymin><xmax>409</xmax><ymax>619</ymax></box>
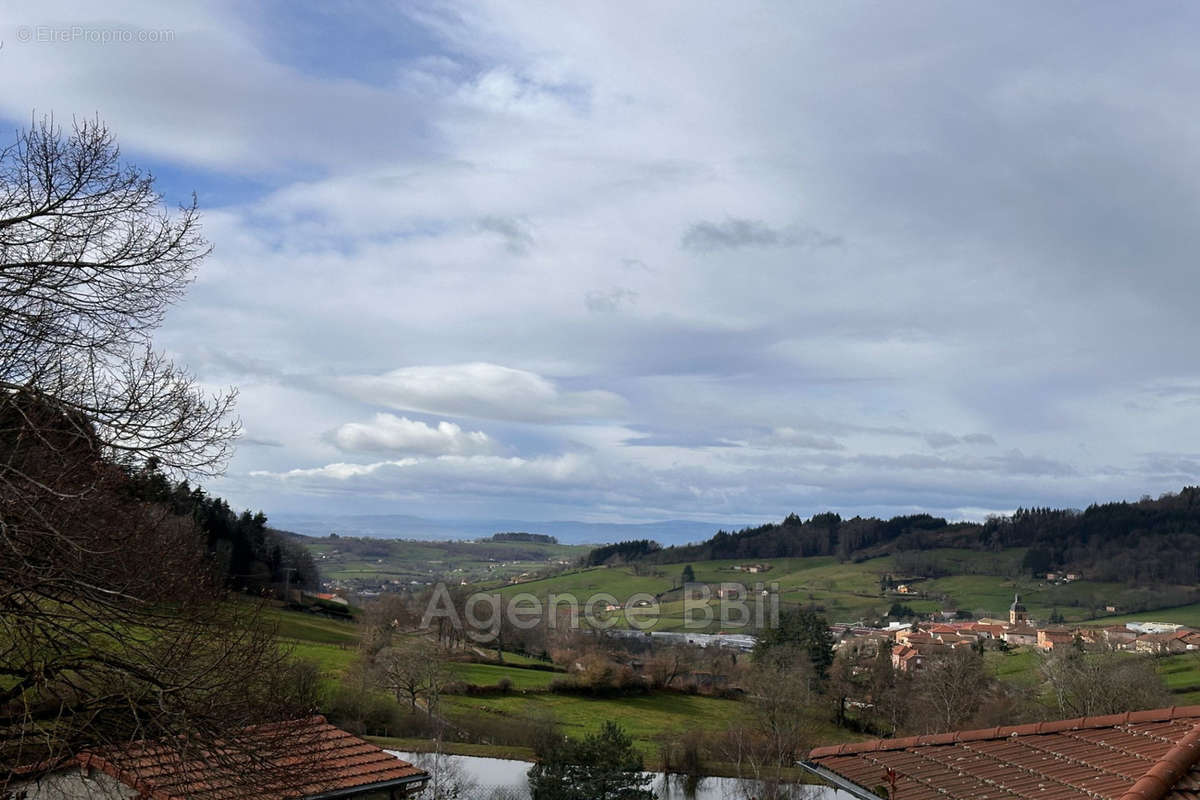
<box><xmin>808</xmin><ymin>706</ymin><xmax>1200</xmax><ymax>800</ymax></box>
<box><xmin>69</xmin><ymin>716</ymin><xmax>427</xmax><ymax>800</ymax></box>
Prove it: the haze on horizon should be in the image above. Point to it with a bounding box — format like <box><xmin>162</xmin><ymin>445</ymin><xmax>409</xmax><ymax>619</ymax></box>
<box><xmin>5</xmin><ymin>2</ymin><xmax>1199</xmax><ymax>525</ymax></box>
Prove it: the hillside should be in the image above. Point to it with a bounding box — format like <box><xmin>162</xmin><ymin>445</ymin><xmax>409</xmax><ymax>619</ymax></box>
<box><xmin>614</xmin><ymin>488</ymin><xmax>1200</xmax><ymax>588</ymax></box>
<box><xmin>286</xmin><ymin>530</ymin><xmax>591</xmax><ymax>594</ymax></box>
<box><xmin>499</xmin><ymin>550</ymin><xmax>1200</xmax><ymax>630</ymax></box>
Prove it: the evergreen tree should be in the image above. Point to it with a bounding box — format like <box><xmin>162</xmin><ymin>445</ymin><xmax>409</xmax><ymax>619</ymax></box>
<box><xmin>754</xmin><ymin>607</ymin><xmax>834</xmax><ymax>679</ymax></box>
<box><xmin>528</xmin><ymin>722</ymin><xmax>654</xmax><ymax>800</ymax></box>
<box><xmin>681</xmin><ymin>564</ymin><xmax>696</xmax><ymax>585</ymax></box>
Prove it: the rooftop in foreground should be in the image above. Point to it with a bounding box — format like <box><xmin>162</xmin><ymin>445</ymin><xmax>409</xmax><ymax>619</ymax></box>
<box><xmin>13</xmin><ymin>716</ymin><xmax>428</xmax><ymax>800</ymax></box>
<box><xmin>805</xmin><ymin>705</ymin><xmax>1200</xmax><ymax>800</ymax></box>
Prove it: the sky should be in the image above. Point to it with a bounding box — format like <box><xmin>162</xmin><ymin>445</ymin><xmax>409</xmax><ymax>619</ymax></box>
<box><xmin>4</xmin><ymin>2</ymin><xmax>1200</xmax><ymax>526</ymax></box>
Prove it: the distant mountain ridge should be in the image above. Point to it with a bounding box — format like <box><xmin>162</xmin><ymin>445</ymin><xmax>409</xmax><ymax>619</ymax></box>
<box><xmin>267</xmin><ymin>512</ymin><xmax>756</xmax><ymax>546</ymax></box>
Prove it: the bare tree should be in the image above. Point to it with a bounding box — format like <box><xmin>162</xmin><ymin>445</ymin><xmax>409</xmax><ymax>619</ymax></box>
<box><xmin>720</xmin><ymin>656</ymin><xmax>817</xmax><ymax>800</ymax></box>
<box><xmin>360</xmin><ymin>593</ymin><xmax>422</xmax><ymax>655</ymax></box>
<box><xmin>1041</xmin><ymin>648</ymin><xmax>1171</xmax><ymax>718</ymax></box>
<box><xmin>377</xmin><ymin>638</ymin><xmax>447</xmax><ymax>713</ymax></box>
<box><xmin>0</xmin><ymin>116</ymin><xmax>237</xmax><ymax>474</ymax></box>
<box><xmin>0</xmin><ymin>119</ymin><xmax>294</xmax><ymax>791</ymax></box>
<box><xmin>911</xmin><ymin>649</ymin><xmax>992</xmax><ymax>733</ymax></box>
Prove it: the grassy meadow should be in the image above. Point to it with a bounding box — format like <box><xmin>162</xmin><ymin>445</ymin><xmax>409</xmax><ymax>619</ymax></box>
<box><xmin>489</xmin><ymin>549</ymin><xmax>1181</xmax><ymax>630</ymax></box>
<box><xmin>304</xmin><ymin>536</ymin><xmax>590</xmax><ymax>586</ymax></box>
<box><xmin>267</xmin><ymin>540</ymin><xmax>1200</xmax><ymax>766</ymax></box>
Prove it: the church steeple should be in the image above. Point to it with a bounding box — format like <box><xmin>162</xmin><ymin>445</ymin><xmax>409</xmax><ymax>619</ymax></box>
<box><xmin>1009</xmin><ymin>593</ymin><xmax>1028</xmax><ymax>625</ymax></box>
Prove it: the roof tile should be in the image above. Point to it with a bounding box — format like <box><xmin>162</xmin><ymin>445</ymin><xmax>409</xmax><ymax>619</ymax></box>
<box><xmin>66</xmin><ymin>717</ymin><xmax>427</xmax><ymax>800</ymax></box>
<box><xmin>809</xmin><ymin>706</ymin><xmax>1200</xmax><ymax>800</ymax></box>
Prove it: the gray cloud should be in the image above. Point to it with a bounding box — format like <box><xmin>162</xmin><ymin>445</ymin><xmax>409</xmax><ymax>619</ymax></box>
<box><xmin>334</xmin><ymin>363</ymin><xmax>627</xmax><ymax>423</ymax></box>
<box><xmin>239</xmin><ymin>436</ymin><xmax>285</xmax><ymax>448</ymax></box>
<box><xmin>585</xmin><ymin>287</ymin><xmax>638</xmax><ymax>313</ymax></box>
<box><xmin>924</xmin><ymin>432</ymin><xmax>961</xmax><ymax>449</ymax></box>
<box><xmin>771</xmin><ymin>428</ymin><xmax>844</xmax><ymax>451</ymax></box>
<box><xmin>681</xmin><ymin>218</ymin><xmax>842</xmax><ymax>252</ymax></box>
<box><xmin>962</xmin><ymin>433</ymin><xmax>998</xmax><ymax>446</ymax></box>
<box><xmin>476</xmin><ymin>216</ymin><xmax>534</xmax><ymax>254</ymax></box>
<box><xmin>922</xmin><ymin>432</ymin><xmax>995</xmax><ymax>449</ymax></box>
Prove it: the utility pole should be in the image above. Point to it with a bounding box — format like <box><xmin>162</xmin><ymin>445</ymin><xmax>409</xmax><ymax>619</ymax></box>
<box><xmin>283</xmin><ymin>567</ymin><xmax>297</xmax><ymax>603</ymax></box>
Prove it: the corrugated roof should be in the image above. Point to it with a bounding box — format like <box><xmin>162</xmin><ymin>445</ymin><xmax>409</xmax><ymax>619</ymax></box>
<box><xmin>808</xmin><ymin>706</ymin><xmax>1200</xmax><ymax>800</ymax></box>
<box><xmin>72</xmin><ymin>716</ymin><xmax>427</xmax><ymax>800</ymax></box>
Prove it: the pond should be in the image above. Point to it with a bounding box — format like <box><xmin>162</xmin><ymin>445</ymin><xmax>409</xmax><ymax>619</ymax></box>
<box><xmin>389</xmin><ymin>751</ymin><xmax>853</xmax><ymax>799</ymax></box>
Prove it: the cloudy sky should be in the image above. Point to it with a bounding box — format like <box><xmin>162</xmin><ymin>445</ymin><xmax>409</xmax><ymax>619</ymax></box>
<box><xmin>5</xmin><ymin>2</ymin><xmax>1200</xmax><ymax>525</ymax></box>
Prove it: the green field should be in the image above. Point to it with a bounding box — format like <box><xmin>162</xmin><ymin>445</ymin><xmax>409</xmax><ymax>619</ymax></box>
<box><xmin>264</xmin><ymin>559</ymin><xmax>1200</xmax><ymax>763</ymax></box>
<box><xmin>985</xmin><ymin>648</ymin><xmax>1042</xmax><ymax>686</ymax></box>
<box><xmin>447</xmin><ymin>662</ymin><xmax>559</xmax><ymax>690</ymax></box>
<box><xmin>1156</xmin><ymin>653</ymin><xmax>1200</xmax><ymax>703</ymax></box>
<box><xmin>284</xmin><ymin>639</ymin><xmax>357</xmax><ymax>675</ymax></box>
<box><xmin>266</xmin><ymin>604</ymin><xmax>807</xmax><ymax>758</ymax></box>
<box><xmin>497</xmin><ymin>566</ymin><xmax>675</xmax><ymax>602</ymax></box>
<box><xmin>303</xmin><ymin>536</ymin><xmax>590</xmax><ymax>586</ymax></box>
<box><xmin>493</xmin><ymin>550</ymin><xmax>1191</xmax><ymax>629</ymax></box>
<box><xmin>441</xmin><ymin>690</ymin><xmax>751</xmax><ymax>757</ymax></box>
<box><xmin>266</xmin><ymin>606</ymin><xmax>360</xmax><ymax>645</ymax></box>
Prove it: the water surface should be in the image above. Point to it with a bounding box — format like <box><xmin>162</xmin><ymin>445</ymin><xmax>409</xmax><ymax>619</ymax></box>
<box><xmin>390</xmin><ymin>750</ymin><xmax>853</xmax><ymax>799</ymax></box>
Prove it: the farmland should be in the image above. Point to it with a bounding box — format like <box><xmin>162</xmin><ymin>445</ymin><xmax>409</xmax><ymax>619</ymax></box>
<box><xmin>296</xmin><ymin>533</ymin><xmax>590</xmax><ymax>592</ymax></box>
<box><xmin>493</xmin><ymin>549</ymin><xmax>1192</xmax><ymax>630</ymax></box>
<box><xmin>267</xmin><ymin>603</ymin><xmax>779</xmax><ymax>760</ymax></box>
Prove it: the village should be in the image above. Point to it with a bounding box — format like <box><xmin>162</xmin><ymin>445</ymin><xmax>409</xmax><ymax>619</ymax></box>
<box><xmin>829</xmin><ymin>593</ymin><xmax>1200</xmax><ymax>673</ymax></box>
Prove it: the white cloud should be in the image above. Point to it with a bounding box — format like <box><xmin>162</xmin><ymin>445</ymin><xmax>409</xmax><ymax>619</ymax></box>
<box><xmin>771</xmin><ymin>428</ymin><xmax>844</xmax><ymax>451</ymax></box>
<box><xmin>332</xmin><ymin>414</ymin><xmax>499</xmax><ymax>456</ymax></box>
<box><xmin>335</xmin><ymin>363</ymin><xmax>627</xmax><ymax>423</ymax></box>
<box><xmin>248</xmin><ymin>451</ymin><xmax>599</xmax><ymax>498</ymax></box>
<box><xmin>24</xmin><ymin>1</ymin><xmax>1200</xmax><ymax>522</ymax></box>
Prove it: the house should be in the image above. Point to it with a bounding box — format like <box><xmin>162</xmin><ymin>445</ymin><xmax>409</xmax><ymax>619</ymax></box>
<box><xmin>1037</xmin><ymin>628</ymin><xmax>1075</xmax><ymax>651</ymax></box>
<box><xmin>804</xmin><ymin>705</ymin><xmax>1200</xmax><ymax>800</ymax></box>
<box><xmin>924</xmin><ymin>625</ymin><xmax>977</xmax><ymax>649</ymax></box>
<box><xmin>1135</xmin><ymin>630</ymin><xmax>1200</xmax><ymax>655</ymax></box>
<box><xmin>890</xmin><ymin>643</ymin><xmax>922</xmax><ymax>672</ymax></box>
<box><xmin>733</xmin><ymin>563</ymin><xmax>771</xmax><ymax>573</ymax></box>
<box><xmin>1135</xmin><ymin>632</ymin><xmax>1175</xmax><ymax>655</ymax></box>
<box><xmin>895</xmin><ymin>584</ymin><xmax>912</xmax><ymax>594</ymax></box>
<box><xmin>965</xmin><ymin>622</ymin><xmax>1005</xmax><ymax>639</ymax></box>
<box><xmin>12</xmin><ymin>716</ymin><xmax>429</xmax><ymax>799</ymax></box>
<box><xmin>895</xmin><ymin>629</ymin><xmax>936</xmax><ymax>647</ymax></box>
<box><xmin>1102</xmin><ymin>623</ymin><xmax>1138</xmax><ymax>647</ymax></box>
<box><xmin>1002</xmin><ymin>624</ymin><xmax>1038</xmax><ymax>646</ymax></box>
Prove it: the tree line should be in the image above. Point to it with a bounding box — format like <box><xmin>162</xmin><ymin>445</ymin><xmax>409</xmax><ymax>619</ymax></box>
<box><xmin>588</xmin><ymin>488</ymin><xmax>1200</xmax><ymax>586</ymax></box>
<box><xmin>128</xmin><ymin>464</ymin><xmax>319</xmax><ymax>592</ymax></box>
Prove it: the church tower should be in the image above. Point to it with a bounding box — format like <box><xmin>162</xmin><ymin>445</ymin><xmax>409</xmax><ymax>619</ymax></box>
<box><xmin>1009</xmin><ymin>593</ymin><xmax>1028</xmax><ymax>625</ymax></box>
